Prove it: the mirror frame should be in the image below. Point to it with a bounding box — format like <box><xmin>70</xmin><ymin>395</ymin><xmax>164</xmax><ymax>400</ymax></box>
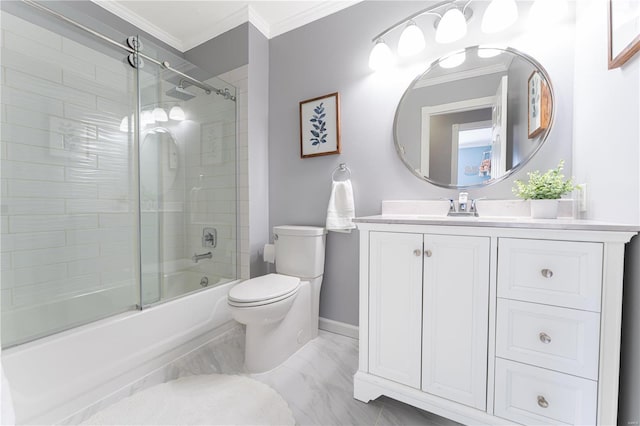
<box><xmin>393</xmin><ymin>45</ymin><xmax>556</xmax><ymax>189</ymax></box>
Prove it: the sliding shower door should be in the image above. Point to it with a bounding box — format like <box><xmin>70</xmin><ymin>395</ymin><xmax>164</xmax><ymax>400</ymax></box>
<box><xmin>0</xmin><ymin>10</ymin><xmax>139</xmax><ymax>347</ymax></box>
<box><xmin>137</xmin><ymin>40</ymin><xmax>238</xmax><ymax>306</ymax></box>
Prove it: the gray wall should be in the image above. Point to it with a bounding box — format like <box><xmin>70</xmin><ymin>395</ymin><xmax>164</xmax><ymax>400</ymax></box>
<box><xmin>184</xmin><ymin>23</ymin><xmax>249</xmax><ymax>78</ymax></box>
<box><xmin>268</xmin><ymin>1</ymin><xmax>575</xmax><ymax>325</ymax></box>
<box><xmin>247</xmin><ymin>24</ymin><xmax>271</xmax><ymax>278</ymax></box>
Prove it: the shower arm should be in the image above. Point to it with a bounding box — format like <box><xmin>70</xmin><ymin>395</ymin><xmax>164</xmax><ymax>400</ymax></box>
<box><xmin>21</xmin><ymin>0</ymin><xmax>234</xmax><ymax>101</ymax></box>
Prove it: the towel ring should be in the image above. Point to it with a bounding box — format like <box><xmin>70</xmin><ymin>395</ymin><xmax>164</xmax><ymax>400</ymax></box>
<box><xmin>331</xmin><ymin>163</ymin><xmax>351</xmax><ymax>182</ymax></box>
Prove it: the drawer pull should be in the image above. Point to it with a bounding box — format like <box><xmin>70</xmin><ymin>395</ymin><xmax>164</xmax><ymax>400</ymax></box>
<box><xmin>425</xmin><ymin>249</ymin><xmax>432</xmax><ymax>257</ymax></box>
<box><xmin>541</xmin><ymin>268</ymin><xmax>554</xmax><ymax>278</ymax></box>
<box><xmin>537</xmin><ymin>395</ymin><xmax>549</xmax><ymax>408</ymax></box>
<box><xmin>413</xmin><ymin>249</ymin><xmax>422</xmax><ymax>257</ymax></box>
<box><xmin>539</xmin><ymin>332</ymin><xmax>552</xmax><ymax>344</ymax></box>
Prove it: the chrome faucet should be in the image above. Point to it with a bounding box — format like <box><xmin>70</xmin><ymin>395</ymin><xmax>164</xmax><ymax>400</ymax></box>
<box><xmin>192</xmin><ymin>251</ymin><xmax>213</xmax><ymax>263</ymax></box>
<box><xmin>447</xmin><ymin>192</ymin><xmax>480</xmax><ymax>217</ymax></box>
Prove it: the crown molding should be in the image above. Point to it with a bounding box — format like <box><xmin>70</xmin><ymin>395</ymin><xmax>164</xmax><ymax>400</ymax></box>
<box><xmin>181</xmin><ymin>6</ymin><xmax>251</xmax><ymax>51</ymax></box>
<box><xmin>91</xmin><ymin>0</ymin><xmax>184</xmax><ymax>51</ymax></box>
<box><xmin>268</xmin><ymin>1</ymin><xmax>361</xmax><ymax>39</ymax></box>
<box><xmin>247</xmin><ymin>5</ymin><xmax>271</xmax><ymax>39</ymax></box>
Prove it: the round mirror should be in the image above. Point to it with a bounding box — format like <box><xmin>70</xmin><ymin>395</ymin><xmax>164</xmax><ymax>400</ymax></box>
<box><xmin>140</xmin><ymin>127</ymin><xmax>179</xmax><ymax>197</ymax></box>
<box><xmin>394</xmin><ymin>46</ymin><xmax>554</xmax><ymax>188</ymax></box>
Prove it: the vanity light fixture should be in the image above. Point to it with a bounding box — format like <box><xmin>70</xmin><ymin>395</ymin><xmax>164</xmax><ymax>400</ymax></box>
<box><xmin>368</xmin><ymin>0</ymin><xmax>520</xmax><ymax>70</ymax></box>
<box><xmin>368</xmin><ymin>39</ymin><xmax>394</xmax><ymax>71</ymax></box>
<box><xmin>477</xmin><ymin>46</ymin><xmax>502</xmax><ymax>58</ymax></box>
<box><xmin>398</xmin><ymin>21</ymin><xmax>425</xmax><ymax>57</ymax></box>
<box><xmin>435</xmin><ymin>7</ymin><xmax>468</xmax><ymax>44</ymax></box>
<box><xmin>119</xmin><ymin>116</ymin><xmax>129</xmax><ymax>132</ymax></box>
<box><xmin>141</xmin><ymin>110</ymin><xmax>155</xmax><ymax>127</ymax></box>
<box><xmin>481</xmin><ymin>0</ymin><xmax>518</xmax><ymax>34</ymax></box>
<box><xmin>152</xmin><ymin>107</ymin><xmax>169</xmax><ymax>122</ymax></box>
<box><xmin>169</xmin><ymin>106</ymin><xmax>186</xmax><ymax>121</ymax></box>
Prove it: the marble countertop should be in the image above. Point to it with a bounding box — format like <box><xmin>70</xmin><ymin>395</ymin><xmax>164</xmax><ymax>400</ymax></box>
<box><xmin>353</xmin><ymin>215</ymin><xmax>640</xmax><ymax>232</ymax></box>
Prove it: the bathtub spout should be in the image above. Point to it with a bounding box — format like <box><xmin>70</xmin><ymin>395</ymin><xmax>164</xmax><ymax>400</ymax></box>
<box><xmin>192</xmin><ymin>252</ymin><xmax>212</xmax><ymax>263</ymax></box>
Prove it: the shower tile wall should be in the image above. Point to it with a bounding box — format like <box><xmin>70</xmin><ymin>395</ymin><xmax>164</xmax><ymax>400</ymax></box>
<box><xmin>0</xmin><ymin>13</ymin><xmax>137</xmax><ymax>345</ymax></box>
<box><xmin>218</xmin><ymin>65</ymin><xmax>249</xmax><ymax>280</ymax></box>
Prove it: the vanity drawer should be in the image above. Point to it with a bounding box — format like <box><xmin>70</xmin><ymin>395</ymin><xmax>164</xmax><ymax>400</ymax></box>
<box><xmin>494</xmin><ymin>358</ymin><xmax>597</xmax><ymax>426</ymax></box>
<box><xmin>497</xmin><ymin>238</ymin><xmax>603</xmax><ymax>311</ymax></box>
<box><xmin>496</xmin><ymin>299</ymin><xmax>600</xmax><ymax>380</ymax></box>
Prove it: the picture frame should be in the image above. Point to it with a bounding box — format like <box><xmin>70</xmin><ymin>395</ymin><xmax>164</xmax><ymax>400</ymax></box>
<box><xmin>299</xmin><ymin>92</ymin><xmax>340</xmax><ymax>158</ymax></box>
<box><xmin>608</xmin><ymin>0</ymin><xmax>640</xmax><ymax>69</ymax></box>
<box><xmin>527</xmin><ymin>71</ymin><xmax>551</xmax><ymax>139</ymax></box>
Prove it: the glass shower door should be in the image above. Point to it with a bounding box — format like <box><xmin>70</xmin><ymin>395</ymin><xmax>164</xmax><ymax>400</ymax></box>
<box><xmin>0</xmin><ymin>10</ymin><xmax>139</xmax><ymax>347</ymax></box>
<box><xmin>136</xmin><ymin>44</ymin><xmax>238</xmax><ymax>306</ymax></box>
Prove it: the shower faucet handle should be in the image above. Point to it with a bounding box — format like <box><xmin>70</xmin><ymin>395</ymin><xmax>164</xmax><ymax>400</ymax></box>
<box><xmin>202</xmin><ymin>228</ymin><xmax>217</xmax><ymax>248</ymax></box>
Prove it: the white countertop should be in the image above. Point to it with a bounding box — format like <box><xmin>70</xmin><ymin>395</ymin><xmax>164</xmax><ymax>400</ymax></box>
<box><xmin>353</xmin><ymin>214</ymin><xmax>640</xmax><ymax>232</ymax></box>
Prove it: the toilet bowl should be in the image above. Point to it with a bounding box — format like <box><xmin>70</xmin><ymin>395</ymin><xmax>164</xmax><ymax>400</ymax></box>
<box><xmin>227</xmin><ymin>225</ymin><xmax>326</xmax><ymax>373</ymax></box>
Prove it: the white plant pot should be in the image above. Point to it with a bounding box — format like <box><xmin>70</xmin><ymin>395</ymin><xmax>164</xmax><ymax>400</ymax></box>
<box><xmin>530</xmin><ymin>199</ymin><xmax>559</xmax><ymax>219</ymax></box>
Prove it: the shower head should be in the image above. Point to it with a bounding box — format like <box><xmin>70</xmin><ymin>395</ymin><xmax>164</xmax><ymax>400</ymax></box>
<box><xmin>166</xmin><ymin>85</ymin><xmax>196</xmax><ymax>101</ymax></box>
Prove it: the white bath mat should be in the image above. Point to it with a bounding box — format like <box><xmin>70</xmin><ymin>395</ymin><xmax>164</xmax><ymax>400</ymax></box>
<box><xmin>82</xmin><ymin>374</ymin><xmax>295</xmax><ymax>425</ymax></box>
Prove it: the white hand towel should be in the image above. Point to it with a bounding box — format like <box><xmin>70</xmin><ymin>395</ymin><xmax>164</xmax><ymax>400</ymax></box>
<box><xmin>326</xmin><ymin>179</ymin><xmax>356</xmax><ymax>233</ymax></box>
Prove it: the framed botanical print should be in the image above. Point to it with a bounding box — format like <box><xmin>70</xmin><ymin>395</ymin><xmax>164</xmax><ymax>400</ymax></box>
<box><xmin>299</xmin><ymin>92</ymin><xmax>341</xmax><ymax>158</ymax></box>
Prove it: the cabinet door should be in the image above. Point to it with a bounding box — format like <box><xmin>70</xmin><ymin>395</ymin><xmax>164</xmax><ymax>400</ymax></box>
<box><xmin>422</xmin><ymin>234</ymin><xmax>490</xmax><ymax>410</ymax></box>
<box><xmin>369</xmin><ymin>231</ymin><xmax>423</xmax><ymax>388</ymax></box>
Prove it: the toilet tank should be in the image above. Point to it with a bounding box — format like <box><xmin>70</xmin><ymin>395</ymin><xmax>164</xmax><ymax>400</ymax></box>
<box><xmin>273</xmin><ymin>225</ymin><xmax>327</xmax><ymax>279</ymax></box>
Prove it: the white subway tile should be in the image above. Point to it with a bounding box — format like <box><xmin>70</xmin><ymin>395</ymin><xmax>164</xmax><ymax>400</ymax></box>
<box><xmin>97</xmin><ymin>183</ymin><xmax>130</xmax><ymax>200</ymax></box>
<box><xmin>1</xmin><ymin>48</ymin><xmax>63</xmax><ymax>83</ymax></box>
<box><xmin>100</xmin><ymin>241</ymin><xmax>133</xmax><ymax>258</ymax></box>
<box><xmin>6</xmin><ymin>141</ymin><xmax>98</xmax><ymax>168</ymax></box>
<box><xmin>68</xmin><ymin>253</ymin><xmax>132</xmax><ymax>277</ymax></box>
<box><xmin>5</xmin><ymin>69</ymin><xmax>96</xmax><ymax>109</ymax></box>
<box><xmin>1</xmin><ymin>216</ymin><xmax>8</xmax><ymax>233</ymax></box>
<box><xmin>2</xmin><ymin>262</ymin><xmax>67</xmax><ymax>287</ymax></box>
<box><xmin>1</xmin><ymin>198</ymin><xmax>65</xmax><ymax>215</ymax></box>
<box><xmin>3</xmin><ymin>31</ymin><xmax>95</xmax><ymax>80</ymax></box>
<box><xmin>1</xmin><ymin>160</ymin><xmax>64</xmax><ymax>182</ymax></box>
<box><xmin>66</xmin><ymin>227</ymin><xmax>132</xmax><ymax>246</ymax></box>
<box><xmin>1</xmin><ymin>13</ymin><xmax>62</xmax><ymax>50</ymax></box>
<box><xmin>99</xmin><ymin>213</ymin><xmax>134</xmax><ymax>228</ymax></box>
<box><xmin>12</xmin><ymin>243</ymin><xmax>98</xmax><ymax>268</ymax></box>
<box><xmin>0</xmin><ymin>231</ymin><xmax>66</xmax><ymax>253</ymax></box>
<box><xmin>1</xmin><ymin>86</ymin><xmax>64</xmax><ymax>116</ymax></box>
<box><xmin>11</xmin><ymin>274</ymin><xmax>102</xmax><ymax>307</ymax></box>
<box><xmin>101</xmin><ymin>268</ymin><xmax>134</xmax><ymax>285</ymax></box>
<box><xmin>9</xmin><ymin>214</ymin><xmax>98</xmax><ymax>233</ymax></box>
<box><xmin>63</xmin><ymin>70</ymin><xmax>130</xmax><ymax>105</ymax></box>
<box><xmin>8</xmin><ymin>179</ymin><xmax>97</xmax><ymax>199</ymax></box>
<box><xmin>66</xmin><ymin>199</ymin><xmax>129</xmax><ymax>214</ymax></box>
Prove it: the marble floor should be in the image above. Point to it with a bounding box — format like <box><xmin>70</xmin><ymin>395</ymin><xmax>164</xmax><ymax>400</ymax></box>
<box><xmin>153</xmin><ymin>327</ymin><xmax>459</xmax><ymax>426</ymax></box>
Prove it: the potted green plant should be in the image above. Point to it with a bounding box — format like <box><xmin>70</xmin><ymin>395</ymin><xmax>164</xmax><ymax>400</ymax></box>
<box><xmin>513</xmin><ymin>161</ymin><xmax>578</xmax><ymax>218</ymax></box>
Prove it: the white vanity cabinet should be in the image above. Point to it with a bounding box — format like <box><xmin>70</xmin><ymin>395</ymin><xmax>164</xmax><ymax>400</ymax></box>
<box><xmin>354</xmin><ymin>218</ymin><xmax>637</xmax><ymax>426</ymax></box>
<box><xmin>368</xmin><ymin>232</ymin><xmax>489</xmax><ymax>408</ymax></box>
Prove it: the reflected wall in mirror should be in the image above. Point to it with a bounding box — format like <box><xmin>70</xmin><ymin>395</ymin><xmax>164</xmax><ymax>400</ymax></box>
<box><xmin>394</xmin><ymin>46</ymin><xmax>554</xmax><ymax>188</ymax></box>
<box><xmin>140</xmin><ymin>127</ymin><xmax>179</xmax><ymax>197</ymax></box>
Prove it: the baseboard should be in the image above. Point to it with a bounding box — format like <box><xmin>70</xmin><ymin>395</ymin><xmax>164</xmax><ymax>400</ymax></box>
<box><xmin>318</xmin><ymin>317</ymin><xmax>359</xmax><ymax>339</ymax></box>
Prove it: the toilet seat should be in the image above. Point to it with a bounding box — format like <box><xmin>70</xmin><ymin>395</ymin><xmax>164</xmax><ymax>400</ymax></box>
<box><xmin>228</xmin><ymin>273</ymin><xmax>300</xmax><ymax>307</ymax></box>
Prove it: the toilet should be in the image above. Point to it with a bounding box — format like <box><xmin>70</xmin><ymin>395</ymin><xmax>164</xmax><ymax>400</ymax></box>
<box><xmin>227</xmin><ymin>225</ymin><xmax>327</xmax><ymax>373</ymax></box>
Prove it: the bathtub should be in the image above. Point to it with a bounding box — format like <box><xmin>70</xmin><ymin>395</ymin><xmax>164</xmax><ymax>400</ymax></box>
<box><xmin>1</xmin><ymin>278</ymin><xmax>239</xmax><ymax>425</ymax></box>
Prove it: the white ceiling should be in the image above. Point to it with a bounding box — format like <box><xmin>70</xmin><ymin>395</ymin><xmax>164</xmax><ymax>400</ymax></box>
<box><xmin>92</xmin><ymin>1</ymin><xmax>361</xmax><ymax>52</ymax></box>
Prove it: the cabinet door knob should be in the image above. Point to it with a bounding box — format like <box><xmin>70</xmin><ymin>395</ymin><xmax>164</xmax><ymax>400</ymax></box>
<box><xmin>413</xmin><ymin>249</ymin><xmax>422</xmax><ymax>256</ymax></box>
<box><xmin>537</xmin><ymin>395</ymin><xmax>549</xmax><ymax>408</ymax></box>
<box><xmin>539</xmin><ymin>332</ymin><xmax>552</xmax><ymax>344</ymax></box>
<box><xmin>541</xmin><ymin>268</ymin><xmax>553</xmax><ymax>278</ymax></box>
<box><xmin>425</xmin><ymin>250</ymin><xmax>432</xmax><ymax>257</ymax></box>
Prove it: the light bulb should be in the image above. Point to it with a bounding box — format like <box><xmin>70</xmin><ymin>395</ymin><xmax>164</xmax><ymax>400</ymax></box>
<box><xmin>528</xmin><ymin>0</ymin><xmax>568</xmax><ymax>28</ymax></box>
<box><xmin>436</xmin><ymin>8</ymin><xmax>467</xmax><ymax>44</ymax></box>
<box><xmin>119</xmin><ymin>116</ymin><xmax>128</xmax><ymax>132</ymax></box>
<box><xmin>368</xmin><ymin>39</ymin><xmax>393</xmax><ymax>71</ymax></box>
<box><xmin>398</xmin><ymin>21</ymin><xmax>425</xmax><ymax>57</ymax></box>
<box><xmin>439</xmin><ymin>51</ymin><xmax>466</xmax><ymax>69</ymax></box>
<box><xmin>482</xmin><ymin>0</ymin><xmax>518</xmax><ymax>34</ymax></box>
<box><xmin>152</xmin><ymin>107</ymin><xmax>168</xmax><ymax>122</ymax></box>
<box><xmin>141</xmin><ymin>110</ymin><xmax>154</xmax><ymax>126</ymax></box>
<box><xmin>169</xmin><ymin>106</ymin><xmax>186</xmax><ymax>121</ymax></box>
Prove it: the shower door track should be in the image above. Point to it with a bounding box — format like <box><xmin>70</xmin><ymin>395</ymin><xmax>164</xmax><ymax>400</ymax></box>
<box><xmin>21</xmin><ymin>0</ymin><xmax>235</xmax><ymax>101</ymax></box>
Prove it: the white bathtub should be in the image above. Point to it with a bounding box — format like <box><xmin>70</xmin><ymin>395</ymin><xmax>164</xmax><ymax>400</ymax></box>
<box><xmin>1</xmin><ymin>279</ymin><xmax>238</xmax><ymax>425</ymax></box>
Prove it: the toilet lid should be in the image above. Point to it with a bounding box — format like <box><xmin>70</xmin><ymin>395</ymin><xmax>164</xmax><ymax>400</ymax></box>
<box><xmin>228</xmin><ymin>273</ymin><xmax>300</xmax><ymax>304</ymax></box>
